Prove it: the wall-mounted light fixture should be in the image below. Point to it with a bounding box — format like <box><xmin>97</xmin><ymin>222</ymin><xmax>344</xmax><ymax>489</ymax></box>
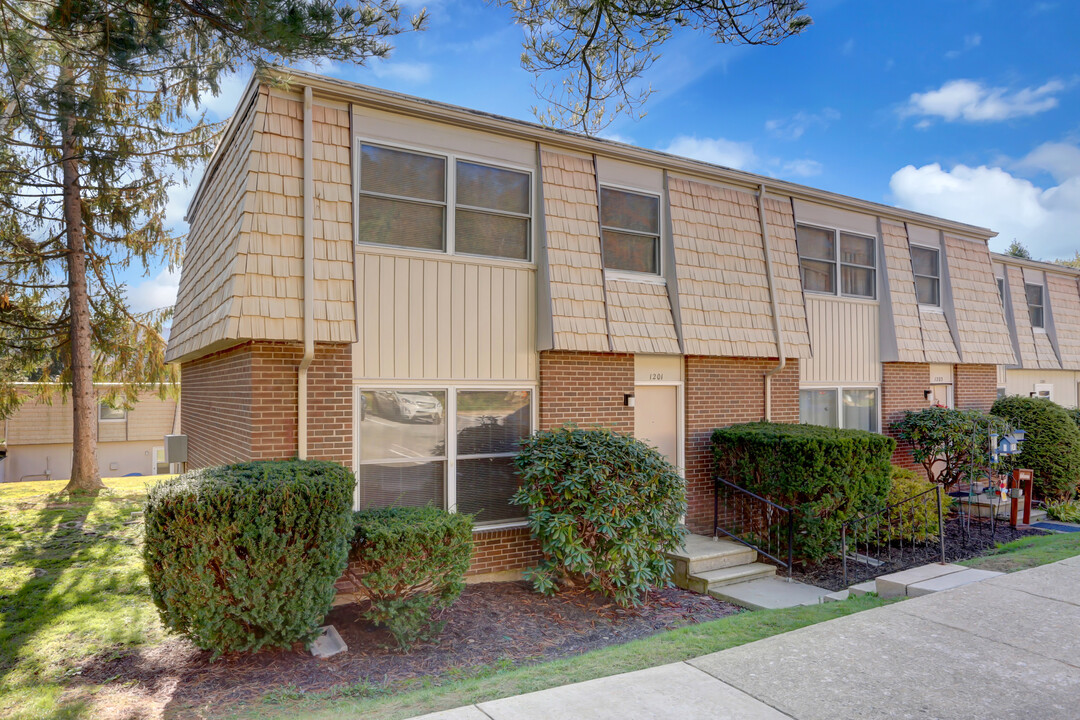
<box><xmin>924</xmin><ymin>390</ymin><xmax>932</xmax><ymax>401</ymax></box>
<box><xmin>624</xmin><ymin>393</ymin><xmax>635</xmax><ymax>407</ymax></box>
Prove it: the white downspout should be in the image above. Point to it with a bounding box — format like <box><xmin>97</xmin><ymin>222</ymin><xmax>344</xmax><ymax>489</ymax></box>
<box><xmin>759</xmin><ymin>183</ymin><xmax>786</xmax><ymax>421</ymax></box>
<box><xmin>298</xmin><ymin>86</ymin><xmax>315</xmax><ymax>459</ymax></box>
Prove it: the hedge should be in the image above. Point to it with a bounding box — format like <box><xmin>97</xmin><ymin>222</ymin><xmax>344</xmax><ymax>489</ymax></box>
<box><xmin>711</xmin><ymin>422</ymin><xmax>895</xmax><ymax>562</ymax></box>
<box><xmin>991</xmin><ymin>395</ymin><xmax>1080</xmax><ymax>501</ymax></box>
<box><xmin>144</xmin><ymin>461</ymin><xmax>355</xmax><ymax>656</ymax></box>
<box><xmin>345</xmin><ymin>507</ymin><xmax>473</xmax><ymax>648</ymax></box>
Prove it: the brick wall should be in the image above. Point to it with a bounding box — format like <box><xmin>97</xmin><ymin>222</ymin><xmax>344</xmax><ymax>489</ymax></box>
<box><xmin>538</xmin><ymin>350</ymin><xmax>635</xmax><ymax>432</ymax></box>
<box><xmin>955</xmin><ymin>364</ymin><xmax>998</xmax><ymax>412</ymax></box>
<box><xmin>181</xmin><ymin>341</ymin><xmax>353</xmax><ymax>469</ymax></box>
<box><xmin>467</xmin><ymin>526</ymin><xmax>543</xmax><ymax>578</ymax></box>
<box><xmin>684</xmin><ymin>356</ymin><xmax>800</xmax><ymax>533</ymax></box>
<box><xmin>881</xmin><ymin>362</ymin><xmax>931</xmax><ymax>470</ymax></box>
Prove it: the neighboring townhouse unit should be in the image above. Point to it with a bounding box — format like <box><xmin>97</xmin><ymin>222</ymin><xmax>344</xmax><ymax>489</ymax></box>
<box><xmin>0</xmin><ymin>387</ymin><xmax>180</xmax><ymax>483</ymax></box>
<box><xmin>993</xmin><ymin>254</ymin><xmax>1080</xmax><ymax>406</ymax></box>
<box><xmin>166</xmin><ymin>68</ymin><xmax>1014</xmax><ymax>577</ymax></box>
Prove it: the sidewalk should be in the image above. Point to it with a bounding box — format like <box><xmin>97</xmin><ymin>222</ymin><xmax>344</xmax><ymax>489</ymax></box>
<box><xmin>413</xmin><ymin>557</ymin><xmax>1080</xmax><ymax>720</ymax></box>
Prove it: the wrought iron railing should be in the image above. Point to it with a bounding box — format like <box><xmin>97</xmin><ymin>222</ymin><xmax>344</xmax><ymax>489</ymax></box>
<box><xmin>841</xmin><ymin>485</ymin><xmax>945</xmax><ymax>587</ymax></box>
<box><xmin>713</xmin><ymin>477</ymin><xmax>794</xmax><ymax>578</ymax></box>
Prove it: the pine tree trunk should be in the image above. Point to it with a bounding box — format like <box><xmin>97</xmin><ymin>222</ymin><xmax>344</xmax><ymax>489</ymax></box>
<box><xmin>59</xmin><ymin>65</ymin><xmax>104</xmax><ymax>494</ymax></box>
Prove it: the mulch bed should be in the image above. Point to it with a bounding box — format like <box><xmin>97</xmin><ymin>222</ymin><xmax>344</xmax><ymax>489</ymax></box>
<box><xmin>792</xmin><ymin>516</ymin><xmax>1049</xmax><ymax>591</ymax></box>
<box><xmin>73</xmin><ymin>582</ymin><xmax>739</xmax><ymax>717</ymax></box>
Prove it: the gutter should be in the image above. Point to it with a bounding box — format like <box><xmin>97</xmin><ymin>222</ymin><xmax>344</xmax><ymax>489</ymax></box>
<box><xmin>298</xmin><ymin>86</ymin><xmax>315</xmax><ymax>459</ymax></box>
<box><xmin>758</xmin><ymin>184</ymin><xmax>786</xmax><ymax>421</ymax></box>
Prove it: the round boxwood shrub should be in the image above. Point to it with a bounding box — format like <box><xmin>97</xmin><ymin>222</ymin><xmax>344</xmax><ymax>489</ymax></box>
<box><xmin>343</xmin><ymin>506</ymin><xmax>473</xmax><ymax>649</ymax></box>
<box><xmin>144</xmin><ymin>460</ymin><xmax>355</xmax><ymax>656</ymax></box>
<box><xmin>511</xmin><ymin>427</ymin><xmax>687</xmax><ymax>606</ymax></box>
<box><xmin>991</xmin><ymin>395</ymin><xmax>1080</xmax><ymax>501</ymax></box>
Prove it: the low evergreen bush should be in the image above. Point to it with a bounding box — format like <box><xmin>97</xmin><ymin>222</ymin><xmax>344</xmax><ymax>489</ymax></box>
<box><xmin>885</xmin><ymin>466</ymin><xmax>953</xmax><ymax>542</ymax></box>
<box><xmin>512</xmin><ymin>427</ymin><xmax>687</xmax><ymax>606</ymax></box>
<box><xmin>345</xmin><ymin>507</ymin><xmax>473</xmax><ymax>648</ymax></box>
<box><xmin>144</xmin><ymin>461</ymin><xmax>355</xmax><ymax>656</ymax></box>
<box><xmin>991</xmin><ymin>395</ymin><xmax>1080</xmax><ymax>501</ymax></box>
<box><xmin>711</xmin><ymin>422</ymin><xmax>895</xmax><ymax>562</ymax></box>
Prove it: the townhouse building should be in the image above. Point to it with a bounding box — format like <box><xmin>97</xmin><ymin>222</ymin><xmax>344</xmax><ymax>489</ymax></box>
<box><xmin>166</xmin><ymin>68</ymin><xmax>1017</xmax><ymax>578</ymax></box>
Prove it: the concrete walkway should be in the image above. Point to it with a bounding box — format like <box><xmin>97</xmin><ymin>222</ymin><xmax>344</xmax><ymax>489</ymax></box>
<box><xmin>413</xmin><ymin>557</ymin><xmax>1080</xmax><ymax>720</ymax></box>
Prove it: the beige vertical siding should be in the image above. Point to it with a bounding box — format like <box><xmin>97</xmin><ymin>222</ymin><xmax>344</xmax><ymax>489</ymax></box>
<box><xmin>540</xmin><ymin>149</ymin><xmax>609</xmax><ymax>352</ymax></box>
<box><xmin>1003</xmin><ymin>369</ymin><xmax>1080</xmax><ymax>407</ymax></box>
<box><xmin>881</xmin><ymin>222</ymin><xmax>925</xmax><ymax>362</ymax></box>
<box><xmin>668</xmin><ymin>178</ymin><xmax>810</xmax><ymax>359</ymax></box>
<box><xmin>605</xmin><ymin>279</ymin><xmax>680</xmax><ymax>354</ymax></box>
<box><xmin>800</xmin><ymin>295</ymin><xmax>880</xmax><ymax>384</ymax></box>
<box><xmin>1048</xmin><ymin>273</ymin><xmax>1080</xmax><ymax>368</ymax></box>
<box><xmin>1007</xmin><ymin>265</ymin><xmax>1040</xmax><ymax>368</ymax></box>
<box><xmin>944</xmin><ymin>236</ymin><xmax>1015</xmax><ymax>365</ymax></box>
<box><xmin>4</xmin><ymin>392</ymin><xmax>177</xmax><ymax>446</ymax></box>
<box><xmin>353</xmin><ymin>250</ymin><xmax>535</xmax><ymax>381</ymax></box>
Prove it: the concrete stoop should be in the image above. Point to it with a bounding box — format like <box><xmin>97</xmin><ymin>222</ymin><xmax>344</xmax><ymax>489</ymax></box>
<box><xmin>710</xmin><ymin>577</ymin><xmax>833</xmax><ymax>610</ymax></box>
<box><xmin>875</xmin><ymin>563</ymin><xmax>1004</xmax><ymax>598</ymax></box>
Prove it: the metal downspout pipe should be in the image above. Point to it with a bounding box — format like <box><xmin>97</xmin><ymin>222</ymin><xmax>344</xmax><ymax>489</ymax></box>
<box><xmin>298</xmin><ymin>86</ymin><xmax>315</xmax><ymax>459</ymax></box>
<box><xmin>758</xmin><ymin>183</ymin><xmax>786</xmax><ymax>421</ymax></box>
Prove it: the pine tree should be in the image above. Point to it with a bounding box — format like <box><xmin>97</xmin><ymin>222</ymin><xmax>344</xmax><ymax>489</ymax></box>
<box><xmin>1005</xmin><ymin>240</ymin><xmax>1032</xmax><ymax>259</ymax></box>
<box><xmin>0</xmin><ymin>1</ymin><xmax>423</xmax><ymax>492</ymax></box>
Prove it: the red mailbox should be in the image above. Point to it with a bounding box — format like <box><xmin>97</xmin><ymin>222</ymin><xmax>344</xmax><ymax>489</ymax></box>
<box><xmin>1010</xmin><ymin>469</ymin><xmax>1034</xmax><ymax>528</ymax></box>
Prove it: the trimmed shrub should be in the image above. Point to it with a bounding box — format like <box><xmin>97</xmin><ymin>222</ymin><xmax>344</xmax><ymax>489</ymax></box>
<box><xmin>991</xmin><ymin>395</ymin><xmax>1080</xmax><ymax>501</ymax></box>
<box><xmin>891</xmin><ymin>407</ymin><xmax>1009</xmax><ymax>490</ymax></box>
<box><xmin>144</xmin><ymin>461</ymin><xmax>354</xmax><ymax>656</ymax></box>
<box><xmin>1067</xmin><ymin>407</ymin><xmax>1080</xmax><ymax>432</ymax></box>
<box><xmin>345</xmin><ymin>507</ymin><xmax>473</xmax><ymax>649</ymax></box>
<box><xmin>885</xmin><ymin>466</ymin><xmax>953</xmax><ymax>542</ymax></box>
<box><xmin>511</xmin><ymin>427</ymin><xmax>687</xmax><ymax>606</ymax></box>
<box><xmin>711</xmin><ymin>422</ymin><xmax>895</xmax><ymax>562</ymax></box>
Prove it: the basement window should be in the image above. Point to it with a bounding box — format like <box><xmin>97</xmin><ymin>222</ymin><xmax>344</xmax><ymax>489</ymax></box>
<box><xmin>600</xmin><ymin>187</ymin><xmax>661</xmax><ymax>275</ymax></box>
<box><xmin>1026</xmin><ymin>283</ymin><xmax>1045</xmax><ymax>329</ymax></box>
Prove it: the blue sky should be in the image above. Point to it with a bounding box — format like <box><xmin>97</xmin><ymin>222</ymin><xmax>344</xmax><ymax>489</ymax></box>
<box><xmin>130</xmin><ymin>0</ymin><xmax>1080</xmax><ymax>314</ymax></box>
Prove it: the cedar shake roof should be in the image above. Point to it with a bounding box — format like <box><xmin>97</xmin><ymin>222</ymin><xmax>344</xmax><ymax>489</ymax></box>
<box><xmin>1007</xmin><ymin>265</ymin><xmax>1041</xmax><ymax>368</ymax></box>
<box><xmin>944</xmin><ymin>236</ymin><xmax>1015</xmax><ymax>365</ymax></box>
<box><xmin>1048</xmin><ymin>273</ymin><xmax>1080</xmax><ymax>368</ymax></box>
<box><xmin>882</xmin><ymin>222</ymin><xmax>926</xmax><ymax>363</ymax></box>
<box><xmin>605</xmin><ymin>278</ymin><xmax>680</xmax><ymax>354</ymax></box>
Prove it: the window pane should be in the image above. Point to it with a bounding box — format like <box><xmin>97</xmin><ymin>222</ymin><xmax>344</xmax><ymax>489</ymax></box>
<box><xmin>843</xmin><ymin>389</ymin><xmax>878</xmax><ymax>432</ymax></box>
<box><xmin>1025</xmin><ymin>283</ymin><xmax>1043</xmax><ymax>307</ymax></box>
<box><xmin>601</xmin><ymin>188</ymin><xmax>660</xmax><ymax>234</ymax></box>
<box><xmin>602</xmin><ymin>230</ymin><xmax>659</xmax><ymax>274</ymax></box>
<box><xmin>359</xmin><ymin>390</ymin><xmax>446</xmax><ymax>460</ymax></box>
<box><xmin>360</xmin><ymin>144</ymin><xmax>445</xmax><ymax>201</ymax></box>
<box><xmin>457</xmin><ymin>456</ymin><xmax>525</xmax><ymax>523</ymax></box>
<box><xmin>800</xmin><ymin>258</ymin><xmax>835</xmax><ymax>293</ymax></box>
<box><xmin>456</xmin><ymin>390</ymin><xmax>532</xmax><ymax>455</ymax></box>
<box><xmin>911</xmin><ymin>246</ymin><xmax>939</xmax><ymax>278</ymax></box>
<box><xmin>356</xmin><ymin>195</ymin><xmax>444</xmax><ymax>250</ymax></box>
<box><xmin>800</xmin><ymin>389</ymin><xmax>838</xmax><ymax>427</ymax></box>
<box><xmin>455</xmin><ymin>210</ymin><xmax>530</xmax><ymax>260</ymax></box>
<box><xmin>840</xmin><ymin>233</ymin><xmax>875</xmax><ymax>267</ymax></box>
<box><xmin>997</xmin><ymin>278</ymin><xmax>1005</xmax><ymax>306</ymax></box>
<box><xmin>99</xmin><ymin>405</ymin><xmax>125</xmax><ymax>420</ymax></box>
<box><xmin>1030</xmin><ymin>305</ymin><xmax>1044</xmax><ymax>329</ymax></box>
<box><xmin>915</xmin><ymin>276</ymin><xmax>940</xmax><ymax>306</ymax></box>
<box><xmin>456</xmin><ymin>161</ymin><xmax>529</xmax><ymax>214</ymax></box>
<box><xmin>841</xmin><ymin>266</ymin><xmax>875</xmax><ymax>298</ymax></box>
<box><xmin>357</xmin><ymin>461</ymin><xmax>445</xmax><ymax>510</ymax></box>
<box><xmin>796</xmin><ymin>225</ymin><xmax>835</xmax><ymax>261</ymax></box>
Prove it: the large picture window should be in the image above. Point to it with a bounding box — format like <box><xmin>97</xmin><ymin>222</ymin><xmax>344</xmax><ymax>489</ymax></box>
<box><xmin>356</xmin><ymin>386</ymin><xmax>533</xmax><ymax>526</ymax></box>
<box><xmin>600</xmin><ymin>187</ymin><xmax>661</xmax><ymax>275</ymax></box>
<box><xmin>911</xmin><ymin>245</ymin><xmax>940</xmax><ymax>307</ymax></box>
<box><xmin>1026</xmin><ymin>283</ymin><xmax>1045</xmax><ymax>329</ymax></box>
<box><xmin>796</xmin><ymin>224</ymin><xmax>876</xmax><ymax>298</ymax></box>
<box><xmin>799</xmin><ymin>387</ymin><xmax>878</xmax><ymax>433</ymax></box>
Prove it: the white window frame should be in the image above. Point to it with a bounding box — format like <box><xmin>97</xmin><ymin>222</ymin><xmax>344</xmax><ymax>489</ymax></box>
<box><xmin>354</xmin><ymin>137</ymin><xmax>535</xmax><ymax>264</ymax></box>
<box><xmin>798</xmin><ymin>385</ymin><xmax>881</xmax><ymax>433</ymax></box>
<box><xmin>910</xmin><ymin>244</ymin><xmax>941</xmax><ymax>309</ymax></box>
<box><xmin>1025</xmin><ymin>282</ymin><xmax>1046</xmax><ymax>331</ymax></box>
<box><xmin>354</xmin><ymin>382</ymin><xmax>538</xmax><ymax>531</ymax></box>
<box><xmin>599</xmin><ymin>182</ymin><xmax>664</xmax><ymax>281</ymax></box>
<box><xmin>795</xmin><ymin>222</ymin><xmax>877</xmax><ymax>300</ymax></box>
<box><xmin>98</xmin><ymin>404</ymin><xmax>126</xmax><ymax>422</ymax></box>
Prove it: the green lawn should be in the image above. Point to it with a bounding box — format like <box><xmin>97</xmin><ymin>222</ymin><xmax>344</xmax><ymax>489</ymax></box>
<box><xmin>960</xmin><ymin>531</ymin><xmax>1080</xmax><ymax>573</ymax></box>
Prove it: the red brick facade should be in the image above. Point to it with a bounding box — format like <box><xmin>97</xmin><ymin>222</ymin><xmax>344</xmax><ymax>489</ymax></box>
<box><xmin>467</xmin><ymin>526</ymin><xmax>544</xmax><ymax>578</ymax></box>
<box><xmin>955</xmin><ymin>364</ymin><xmax>999</xmax><ymax>412</ymax></box>
<box><xmin>684</xmin><ymin>356</ymin><xmax>799</xmax><ymax>533</ymax></box>
<box><xmin>538</xmin><ymin>350</ymin><xmax>635</xmax><ymax>432</ymax></box>
<box><xmin>881</xmin><ymin>362</ymin><xmax>931</xmax><ymax>470</ymax></box>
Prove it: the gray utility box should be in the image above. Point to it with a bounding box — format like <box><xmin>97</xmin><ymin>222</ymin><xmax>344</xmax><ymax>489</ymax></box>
<box><xmin>165</xmin><ymin>434</ymin><xmax>188</xmax><ymax>465</ymax></box>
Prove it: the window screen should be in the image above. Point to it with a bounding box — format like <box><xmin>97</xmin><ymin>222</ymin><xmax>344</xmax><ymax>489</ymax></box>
<box><xmin>455</xmin><ymin>390</ymin><xmax>532</xmax><ymax>524</ymax></box>
<box><xmin>911</xmin><ymin>246</ymin><xmax>940</xmax><ymax>306</ymax></box>
<box><xmin>455</xmin><ymin>161</ymin><xmax>531</xmax><ymax>260</ymax></box>
<box><xmin>797</xmin><ymin>225</ymin><xmax>836</xmax><ymax>294</ymax></box>
<box><xmin>357</xmin><ymin>144</ymin><xmax>446</xmax><ymax>250</ymax></box>
<box><xmin>797</xmin><ymin>225</ymin><xmax>875</xmax><ymax>298</ymax></box>
<box><xmin>1026</xmin><ymin>283</ymin><xmax>1045</xmax><ymax>328</ymax></box>
<box><xmin>600</xmin><ymin>187</ymin><xmax>660</xmax><ymax>274</ymax></box>
<box><xmin>839</xmin><ymin>232</ymin><xmax>875</xmax><ymax>298</ymax></box>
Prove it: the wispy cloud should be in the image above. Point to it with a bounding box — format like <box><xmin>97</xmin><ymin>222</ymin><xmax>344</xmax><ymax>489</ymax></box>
<box><xmin>127</xmin><ymin>267</ymin><xmax>182</xmax><ymax>313</ymax></box>
<box><xmin>368</xmin><ymin>61</ymin><xmax>433</xmax><ymax>84</ymax></box>
<box><xmin>944</xmin><ymin>34</ymin><xmax>982</xmax><ymax>59</ymax></box>
<box><xmin>663</xmin><ymin>135</ymin><xmax>756</xmax><ymax>170</ymax></box>
<box><xmin>765</xmin><ymin>108</ymin><xmax>840</xmax><ymax>140</ymax></box>
<box><xmin>901</xmin><ymin>78</ymin><xmax>1065</xmax><ymax>125</ymax></box>
<box><xmin>781</xmin><ymin>159</ymin><xmax>824</xmax><ymax>178</ymax></box>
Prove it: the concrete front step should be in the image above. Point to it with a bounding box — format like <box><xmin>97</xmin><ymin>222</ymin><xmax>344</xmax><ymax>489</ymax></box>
<box><xmin>667</xmin><ymin>534</ymin><xmax>759</xmax><ymax>590</ymax></box>
<box><xmin>686</xmin><ymin>562</ymin><xmax>776</xmax><ymax>594</ymax></box>
<box><xmin>710</xmin><ymin>577</ymin><xmax>832</xmax><ymax>610</ymax></box>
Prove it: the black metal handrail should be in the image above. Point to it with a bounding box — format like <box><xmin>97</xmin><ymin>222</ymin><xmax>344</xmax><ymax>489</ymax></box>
<box><xmin>713</xmin><ymin>476</ymin><xmax>794</xmax><ymax>578</ymax></box>
<box><xmin>841</xmin><ymin>484</ymin><xmax>945</xmax><ymax>587</ymax></box>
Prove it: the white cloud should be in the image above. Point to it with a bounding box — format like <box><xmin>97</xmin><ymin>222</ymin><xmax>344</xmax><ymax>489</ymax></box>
<box><xmin>781</xmin><ymin>159</ymin><xmax>823</xmax><ymax>178</ymax></box>
<box><xmin>945</xmin><ymin>33</ymin><xmax>981</xmax><ymax>59</ymax></box>
<box><xmin>1015</xmin><ymin>141</ymin><xmax>1080</xmax><ymax>183</ymax></box>
<box><xmin>599</xmin><ymin>131</ymin><xmax>635</xmax><ymax>145</ymax></box>
<box><xmin>889</xmin><ymin>152</ymin><xmax>1080</xmax><ymax>257</ymax></box>
<box><xmin>368</xmin><ymin>61</ymin><xmax>433</xmax><ymax>84</ymax></box>
<box><xmin>663</xmin><ymin>135</ymin><xmax>756</xmax><ymax>170</ymax></box>
<box><xmin>901</xmin><ymin>79</ymin><xmax>1065</xmax><ymax>124</ymax></box>
<box><xmin>196</xmin><ymin>72</ymin><xmax>249</xmax><ymax>120</ymax></box>
<box><xmin>127</xmin><ymin>267</ymin><xmax>182</xmax><ymax>313</ymax></box>
<box><xmin>765</xmin><ymin>108</ymin><xmax>840</xmax><ymax>140</ymax></box>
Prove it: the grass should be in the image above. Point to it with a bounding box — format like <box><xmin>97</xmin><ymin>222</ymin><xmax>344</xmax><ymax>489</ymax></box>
<box><xmin>960</xmin><ymin>531</ymin><xmax>1080</xmax><ymax>573</ymax></box>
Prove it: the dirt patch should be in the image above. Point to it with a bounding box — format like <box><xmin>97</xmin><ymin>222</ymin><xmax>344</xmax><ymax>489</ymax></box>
<box><xmin>72</xmin><ymin>582</ymin><xmax>739</xmax><ymax>718</ymax></box>
<box><xmin>792</xmin><ymin>517</ymin><xmax>1050</xmax><ymax>591</ymax></box>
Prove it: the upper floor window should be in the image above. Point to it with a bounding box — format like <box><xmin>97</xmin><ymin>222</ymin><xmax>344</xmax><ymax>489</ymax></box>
<box><xmin>997</xmin><ymin>277</ymin><xmax>1005</xmax><ymax>308</ymax></box>
<box><xmin>99</xmin><ymin>404</ymin><xmax>126</xmax><ymax>421</ymax></box>
<box><xmin>600</xmin><ymin>187</ymin><xmax>661</xmax><ymax>275</ymax></box>
<box><xmin>356</xmin><ymin>143</ymin><xmax>531</xmax><ymax>261</ymax></box>
<box><xmin>1026</xmin><ymin>283</ymin><xmax>1045</xmax><ymax>329</ymax></box>
<box><xmin>796</xmin><ymin>224</ymin><xmax>876</xmax><ymax>299</ymax></box>
<box><xmin>910</xmin><ymin>245</ymin><xmax>940</xmax><ymax>307</ymax></box>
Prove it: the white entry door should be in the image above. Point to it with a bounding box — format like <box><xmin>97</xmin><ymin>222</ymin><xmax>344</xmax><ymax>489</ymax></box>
<box><xmin>634</xmin><ymin>385</ymin><xmax>680</xmax><ymax>467</ymax></box>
